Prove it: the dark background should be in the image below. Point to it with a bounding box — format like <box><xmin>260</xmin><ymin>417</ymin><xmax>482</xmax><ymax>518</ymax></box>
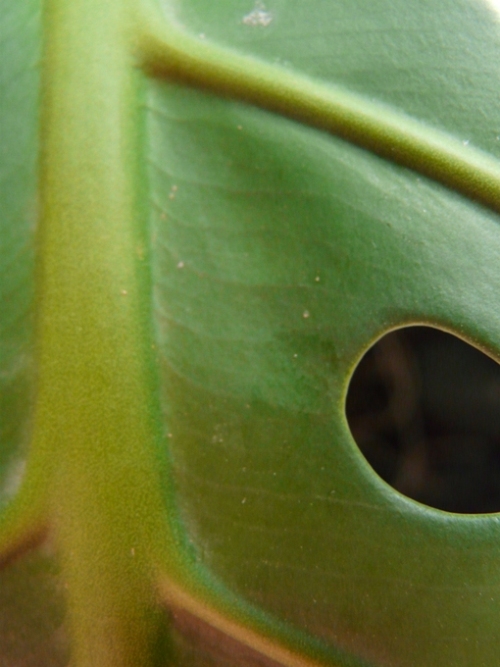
<box><xmin>346</xmin><ymin>327</ymin><xmax>500</xmax><ymax>514</ymax></box>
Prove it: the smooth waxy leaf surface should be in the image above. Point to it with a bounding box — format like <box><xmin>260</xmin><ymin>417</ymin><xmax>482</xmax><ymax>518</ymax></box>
<box><xmin>3</xmin><ymin>0</ymin><xmax>500</xmax><ymax>665</ymax></box>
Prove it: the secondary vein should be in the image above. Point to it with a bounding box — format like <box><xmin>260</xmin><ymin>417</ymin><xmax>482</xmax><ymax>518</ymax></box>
<box><xmin>136</xmin><ymin>5</ymin><xmax>500</xmax><ymax>216</ymax></box>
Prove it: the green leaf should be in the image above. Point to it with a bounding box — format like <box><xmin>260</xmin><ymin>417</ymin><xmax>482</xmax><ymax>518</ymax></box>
<box><xmin>149</xmin><ymin>86</ymin><xmax>500</xmax><ymax>667</ymax></box>
<box><xmin>0</xmin><ymin>0</ymin><xmax>39</xmax><ymax>503</ymax></box>
<box><xmin>3</xmin><ymin>0</ymin><xmax>500</xmax><ymax>665</ymax></box>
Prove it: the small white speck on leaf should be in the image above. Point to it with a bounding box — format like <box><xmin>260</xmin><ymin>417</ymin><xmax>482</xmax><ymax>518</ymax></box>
<box><xmin>303</xmin><ymin>310</ymin><xmax>310</xmax><ymax>319</ymax></box>
<box><xmin>177</xmin><ymin>261</ymin><xmax>185</xmax><ymax>269</ymax></box>
<box><xmin>169</xmin><ymin>184</ymin><xmax>178</xmax><ymax>200</ymax></box>
<box><xmin>463</xmin><ymin>139</ymin><xmax>470</xmax><ymax>146</ymax></box>
<box><xmin>131</xmin><ymin>548</ymin><xmax>135</xmax><ymax>557</ymax></box>
<box><xmin>315</xmin><ymin>276</ymin><xmax>320</xmax><ymax>282</ymax></box>
<box><xmin>242</xmin><ymin>497</ymin><xmax>247</xmax><ymax>504</ymax></box>
<box><xmin>242</xmin><ymin>2</ymin><xmax>273</xmax><ymax>26</ymax></box>
<box><xmin>121</xmin><ymin>290</ymin><xmax>128</xmax><ymax>296</ymax></box>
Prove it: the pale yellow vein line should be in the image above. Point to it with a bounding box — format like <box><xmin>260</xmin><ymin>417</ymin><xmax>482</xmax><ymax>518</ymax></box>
<box><xmin>158</xmin><ymin>575</ymin><xmax>349</xmax><ymax>667</ymax></box>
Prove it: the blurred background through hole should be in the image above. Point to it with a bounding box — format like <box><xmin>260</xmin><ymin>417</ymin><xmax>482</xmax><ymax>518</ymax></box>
<box><xmin>345</xmin><ymin>326</ymin><xmax>500</xmax><ymax>514</ymax></box>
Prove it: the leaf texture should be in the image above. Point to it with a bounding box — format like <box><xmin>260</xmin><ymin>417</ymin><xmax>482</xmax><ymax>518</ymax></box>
<box><xmin>2</xmin><ymin>0</ymin><xmax>500</xmax><ymax>665</ymax></box>
<box><xmin>147</xmin><ymin>2</ymin><xmax>500</xmax><ymax>665</ymax></box>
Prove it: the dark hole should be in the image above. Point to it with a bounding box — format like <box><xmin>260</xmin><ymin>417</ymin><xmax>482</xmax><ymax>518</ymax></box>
<box><xmin>345</xmin><ymin>326</ymin><xmax>500</xmax><ymax>514</ymax></box>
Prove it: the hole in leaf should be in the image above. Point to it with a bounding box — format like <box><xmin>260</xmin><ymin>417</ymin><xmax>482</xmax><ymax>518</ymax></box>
<box><xmin>346</xmin><ymin>326</ymin><xmax>500</xmax><ymax>514</ymax></box>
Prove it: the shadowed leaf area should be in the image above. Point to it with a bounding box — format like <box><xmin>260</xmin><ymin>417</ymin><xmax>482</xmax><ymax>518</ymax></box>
<box><xmin>0</xmin><ymin>547</ymin><xmax>69</xmax><ymax>666</ymax></box>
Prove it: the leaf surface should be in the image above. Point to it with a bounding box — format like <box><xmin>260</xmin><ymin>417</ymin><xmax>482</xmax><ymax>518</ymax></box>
<box><xmin>2</xmin><ymin>0</ymin><xmax>500</xmax><ymax>665</ymax></box>
<box><xmin>148</xmin><ymin>2</ymin><xmax>500</xmax><ymax>665</ymax></box>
